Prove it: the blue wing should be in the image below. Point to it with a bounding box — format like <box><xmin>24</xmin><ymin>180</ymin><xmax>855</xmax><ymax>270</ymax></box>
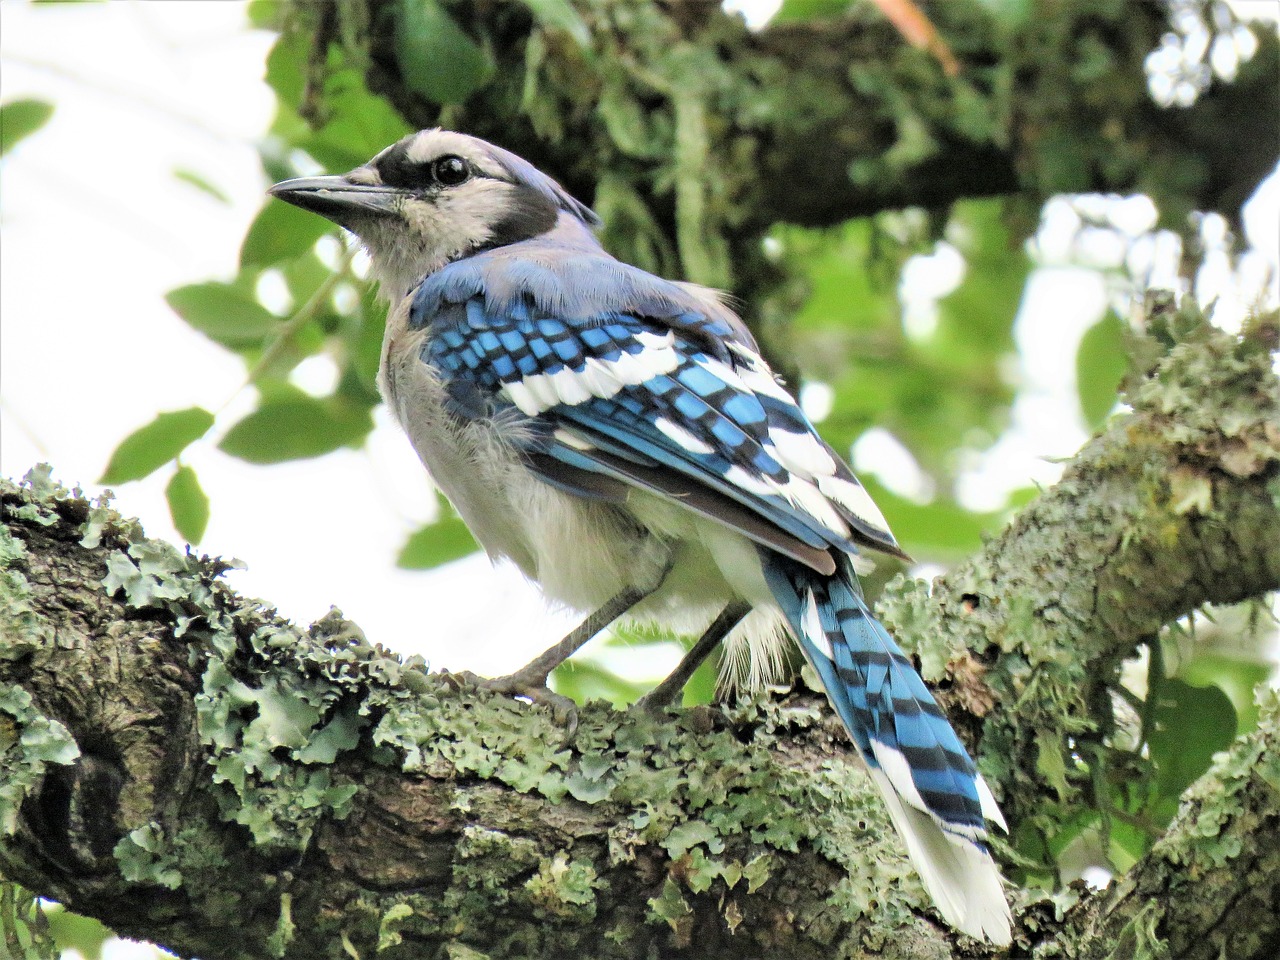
<box><xmin>408</xmin><ymin>243</ymin><xmax>904</xmax><ymax>574</ymax></box>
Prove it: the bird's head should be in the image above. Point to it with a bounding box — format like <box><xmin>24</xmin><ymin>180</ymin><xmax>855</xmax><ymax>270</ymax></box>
<box><xmin>270</xmin><ymin>129</ymin><xmax>600</xmax><ymax>299</ymax></box>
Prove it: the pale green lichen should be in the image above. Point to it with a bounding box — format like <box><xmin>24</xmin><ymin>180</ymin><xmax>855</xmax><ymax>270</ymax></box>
<box><xmin>646</xmin><ymin>877</ymin><xmax>691</xmax><ymax>932</ymax></box>
<box><xmin>1155</xmin><ymin>687</ymin><xmax>1279</xmax><ymax>875</ymax></box>
<box><xmin>266</xmin><ymin>893</ymin><xmax>295</xmax><ymax>958</ymax></box>
<box><xmin>1105</xmin><ymin>900</ymin><xmax>1169</xmax><ymax>960</ymax></box>
<box><xmin>369</xmin><ymin>680</ymin><xmax>927</xmax><ymax>944</ymax></box>
<box><xmin>523</xmin><ymin>851</ymin><xmax>602</xmax><ymax>923</ymax></box>
<box><xmin>377</xmin><ymin>902</ymin><xmax>414</xmax><ymax>951</ymax></box>
<box><xmin>0</xmin><ymin>687</ymin><xmax>80</xmax><ymax>838</ymax></box>
<box><xmin>0</xmin><ymin>470</ymin><xmax>376</xmax><ymax>881</ymax></box>
<box><xmin>0</xmin><ymin>527</ymin><xmax>48</xmax><ymax>660</ymax></box>
<box><xmin>114</xmin><ymin>822</ymin><xmax>184</xmax><ymax>890</ymax></box>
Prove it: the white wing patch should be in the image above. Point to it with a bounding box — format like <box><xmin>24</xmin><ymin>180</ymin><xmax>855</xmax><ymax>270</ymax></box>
<box><xmin>723</xmin><ymin>465</ymin><xmax>778</xmax><ymax>499</ymax></box>
<box><xmin>715</xmin><ymin>344</ymin><xmax>896</xmax><ymax>544</ymax></box>
<box><xmin>816</xmin><ymin>475</ymin><xmax>892</xmax><ymax>536</ymax></box>
<box><xmin>553</xmin><ymin>427</ymin><xmax>595</xmax><ymax>452</ymax></box>
<box><xmin>654</xmin><ymin>417</ymin><xmax>715</xmax><ymax>455</ymax></box>
<box><xmin>776</xmin><ymin>476</ymin><xmax>848</xmax><ymax>535</ymax></box>
<box><xmin>728</xmin><ymin>345</ymin><xmax>794</xmax><ymax>402</ymax></box>
<box><xmin>500</xmin><ymin>331</ymin><xmax>680</xmax><ymax>416</ymax></box>
<box><xmin>768</xmin><ymin>427</ymin><xmax>837</xmax><ymax>478</ymax></box>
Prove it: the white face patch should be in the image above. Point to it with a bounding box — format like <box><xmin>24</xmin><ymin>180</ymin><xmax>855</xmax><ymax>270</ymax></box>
<box><xmin>346</xmin><ymin>165</ymin><xmax>383</xmax><ymax>186</ymax></box>
<box><xmin>403</xmin><ymin>129</ymin><xmax>510</xmax><ymax>180</ymax></box>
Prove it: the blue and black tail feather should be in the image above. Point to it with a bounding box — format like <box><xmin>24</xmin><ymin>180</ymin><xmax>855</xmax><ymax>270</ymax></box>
<box><xmin>761</xmin><ymin>552</ymin><xmax>1011</xmax><ymax>942</ymax></box>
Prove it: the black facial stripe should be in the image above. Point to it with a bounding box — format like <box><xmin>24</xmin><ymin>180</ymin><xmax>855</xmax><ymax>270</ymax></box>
<box><xmin>375</xmin><ymin>144</ymin><xmax>425</xmax><ymax>189</ymax></box>
<box><xmin>481</xmin><ymin>185</ymin><xmax>559</xmax><ymax>248</ymax></box>
<box><xmin>376</xmin><ymin>145</ymin><xmax>481</xmax><ymax>191</ymax></box>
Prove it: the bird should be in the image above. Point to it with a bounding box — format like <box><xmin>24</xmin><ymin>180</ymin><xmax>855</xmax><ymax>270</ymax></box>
<box><xmin>269</xmin><ymin>129</ymin><xmax>1013</xmax><ymax>944</ymax></box>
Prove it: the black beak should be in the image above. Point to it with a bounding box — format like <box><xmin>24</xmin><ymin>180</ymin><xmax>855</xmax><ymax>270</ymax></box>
<box><xmin>268</xmin><ymin>175</ymin><xmax>404</xmax><ymax>226</ymax></box>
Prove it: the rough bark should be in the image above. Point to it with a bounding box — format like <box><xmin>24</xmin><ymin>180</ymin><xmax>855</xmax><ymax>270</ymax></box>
<box><xmin>1</xmin><ymin>304</ymin><xmax>1277</xmax><ymax>959</ymax></box>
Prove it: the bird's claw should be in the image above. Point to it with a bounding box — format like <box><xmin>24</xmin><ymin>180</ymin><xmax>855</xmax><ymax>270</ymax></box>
<box><xmin>633</xmin><ymin>683</ymin><xmax>682</xmax><ymax>717</ymax></box>
<box><xmin>476</xmin><ymin>671</ymin><xmax>580</xmax><ymax>737</ymax></box>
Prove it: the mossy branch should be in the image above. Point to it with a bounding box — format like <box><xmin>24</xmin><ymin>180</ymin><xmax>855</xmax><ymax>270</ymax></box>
<box><xmin>1</xmin><ymin>306</ymin><xmax>1278</xmax><ymax>959</ymax></box>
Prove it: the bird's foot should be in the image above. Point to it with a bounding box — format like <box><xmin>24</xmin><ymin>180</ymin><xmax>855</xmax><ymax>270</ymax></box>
<box><xmin>632</xmin><ymin>677</ymin><xmax>685</xmax><ymax>717</ymax></box>
<box><xmin>460</xmin><ymin>668</ymin><xmax>580</xmax><ymax>735</ymax></box>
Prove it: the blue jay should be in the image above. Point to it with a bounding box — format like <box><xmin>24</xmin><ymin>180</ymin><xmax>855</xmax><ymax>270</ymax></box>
<box><xmin>270</xmin><ymin>129</ymin><xmax>1012</xmax><ymax>943</ymax></box>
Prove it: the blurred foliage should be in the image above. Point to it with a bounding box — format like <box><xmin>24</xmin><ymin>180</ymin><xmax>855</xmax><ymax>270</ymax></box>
<box><xmin>0</xmin><ymin>98</ymin><xmax>54</xmax><ymax>157</ymax></box>
<box><xmin>22</xmin><ymin>0</ymin><xmax>1273</xmax><ymax>918</ymax></box>
<box><xmin>0</xmin><ymin>882</ymin><xmax>112</xmax><ymax>959</ymax></box>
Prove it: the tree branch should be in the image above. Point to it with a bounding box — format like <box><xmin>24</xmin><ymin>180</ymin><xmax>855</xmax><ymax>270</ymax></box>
<box><xmin>289</xmin><ymin>0</ymin><xmax>1278</xmax><ymax>294</ymax></box>
<box><xmin>1</xmin><ymin>304</ymin><xmax>1277</xmax><ymax>958</ymax></box>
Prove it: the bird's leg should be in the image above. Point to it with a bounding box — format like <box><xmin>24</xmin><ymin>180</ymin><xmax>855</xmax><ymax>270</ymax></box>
<box><xmin>635</xmin><ymin>601</ymin><xmax>752</xmax><ymax>714</ymax></box>
<box><xmin>475</xmin><ymin>570</ymin><xmax>667</xmax><ymax>727</ymax></box>
<box><xmin>483</xmin><ymin>586</ymin><xmax>651</xmax><ymax>692</ymax></box>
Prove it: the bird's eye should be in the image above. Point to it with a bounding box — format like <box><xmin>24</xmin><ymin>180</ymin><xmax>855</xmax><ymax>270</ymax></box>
<box><xmin>431</xmin><ymin>156</ymin><xmax>470</xmax><ymax>186</ymax></box>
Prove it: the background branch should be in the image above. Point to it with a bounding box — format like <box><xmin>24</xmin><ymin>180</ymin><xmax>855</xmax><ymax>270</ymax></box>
<box><xmin>292</xmin><ymin>0</ymin><xmax>1280</xmax><ymax>300</ymax></box>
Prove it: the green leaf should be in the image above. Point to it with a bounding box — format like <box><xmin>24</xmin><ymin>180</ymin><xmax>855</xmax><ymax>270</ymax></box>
<box><xmin>166</xmin><ymin>282</ymin><xmax>279</xmax><ymax>348</ymax></box>
<box><xmin>218</xmin><ymin>388</ymin><xmax>373</xmax><ymax>464</ymax></box>
<box><xmin>241</xmin><ymin>199</ymin><xmax>335</xmax><ymax>270</ymax></box>
<box><xmin>1076</xmin><ymin>310</ymin><xmax>1128</xmax><ymax>429</ymax></box>
<box><xmin>174</xmin><ymin>167</ymin><xmax>231</xmax><ymax>204</ymax></box>
<box><xmin>0</xmin><ymin>99</ymin><xmax>54</xmax><ymax>156</ymax></box>
<box><xmin>975</xmin><ymin>0</ymin><xmax>1033</xmax><ymax>27</ymax></box>
<box><xmin>680</xmin><ymin>646</ymin><xmax>719</xmax><ymax>707</ymax></box>
<box><xmin>44</xmin><ymin>905</ymin><xmax>112</xmax><ymax>960</ymax></box>
<box><xmin>396</xmin><ymin>516</ymin><xmax>479</xmax><ymax>569</ymax></box>
<box><xmin>396</xmin><ymin>0</ymin><xmax>495</xmax><ymax>105</ymax></box>
<box><xmin>772</xmin><ymin>0</ymin><xmax>851</xmax><ymax>22</ymax></box>
<box><xmin>247</xmin><ymin>0</ymin><xmax>284</xmax><ymax>29</ymax></box>
<box><xmin>1147</xmin><ymin>677</ymin><xmax>1238</xmax><ymax>801</ymax></box>
<box><xmin>516</xmin><ymin>0</ymin><xmax>590</xmax><ymax>46</ymax></box>
<box><xmin>301</xmin><ymin>67</ymin><xmax>413</xmax><ymax>169</ymax></box>
<box><xmin>100</xmin><ymin>408</ymin><xmax>214</xmax><ymax>484</ymax></box>
<box><xmin>166</xmin><ymin>465</ymin><xmax>210</xmax><ymax>543</ymax></box>
<box><xmin>1179</xmin><ymin>653</ymin><xmax>1271</xmax><ymax>733</ymax></box>
<box><xmin>551</xmin><ymin>658</ymin><xmax>648</xmax><ymax>708</ymax></box>
<box><xmin>263</xmin><ymin>29</ymin><xmax>307</xmax><ymax>112</ymax></box>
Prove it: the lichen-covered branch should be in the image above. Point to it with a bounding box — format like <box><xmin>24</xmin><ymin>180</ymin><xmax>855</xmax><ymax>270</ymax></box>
<box><xmin>1</xmin><ymin>306</ymin><xmax>1277</xmax><ymax>959</ymax></box>
<box><xmin>0</xmin><ymin>486</ymin><xmax>966</xmax><ymax>960</ymax></box>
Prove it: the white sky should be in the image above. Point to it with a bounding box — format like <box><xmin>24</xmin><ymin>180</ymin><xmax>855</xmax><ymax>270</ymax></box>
<box><xmin>0</xmin><ymin>3</ymin><xmax>1276</xmax><ymax>957</ymax></box>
